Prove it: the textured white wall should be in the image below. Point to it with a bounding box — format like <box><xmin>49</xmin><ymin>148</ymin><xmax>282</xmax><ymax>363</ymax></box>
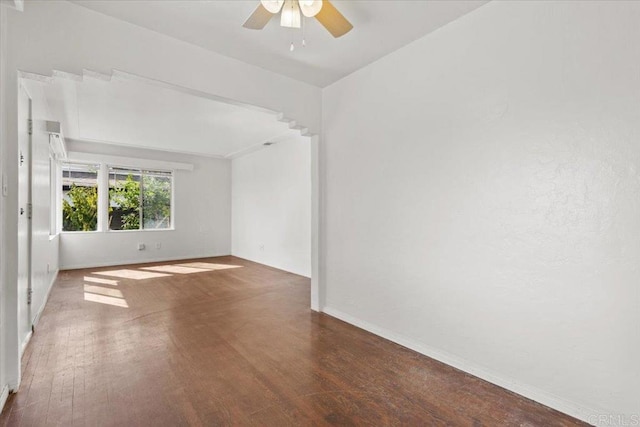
<box><xmin>232</xmin><ymin>135</ymin><xmax>311</xmax><ymax>277</ymax></box>
<box><xmin>60</xmin><ymin>141</ymin><xmax>231</xmax><ymax>270</ymax></box>
<box><xmin>321</xmin><ymin>1</ymin><xmax>640</xmax><ymax>423</ymax></box>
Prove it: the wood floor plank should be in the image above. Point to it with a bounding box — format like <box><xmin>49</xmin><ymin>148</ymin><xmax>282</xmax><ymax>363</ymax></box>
<box><xmin>0</xmin><ymin>256</ymin><xmax>588</xmax><ymax>426</ymax></box>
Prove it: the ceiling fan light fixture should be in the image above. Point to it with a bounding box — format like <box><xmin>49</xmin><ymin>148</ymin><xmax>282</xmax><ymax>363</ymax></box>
<box><xmin>260</xmin><ymin>0</ymin><xmax>284</xmax><ymax>14</ymax></box>
<box><xmin>243</xmin><ymin>0</ymin><xmax>352</xmax><ymax>40</ymax></box>
<box><xmin>299</xmin><ymin>0</ymin><xmax>323</xmax><ymax>18</ymax></box>
<box><xmin>280</xmin><ymin>0</ymin><xmax>301</xmax><ymax>28</ymax></box>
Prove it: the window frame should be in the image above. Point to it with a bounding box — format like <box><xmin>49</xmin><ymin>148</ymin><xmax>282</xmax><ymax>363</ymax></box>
<box><xmin>49</xmin><ymin>153</ymin><xmax>59</xmax><ymax>237</ymax></box>
<box><xmin>107</xmin><ymin>164</ymin><xmax>175</xmax><ymax>232</ymax></box>
<box><xmin>60</xmin><ymin>161</ymin><xmax>175</xmax><ymax>234</ymax></box>
<box><xmin>60</xmin><ymin>161</ymin><xmax>102</xmax><ymax>233</ymax></box>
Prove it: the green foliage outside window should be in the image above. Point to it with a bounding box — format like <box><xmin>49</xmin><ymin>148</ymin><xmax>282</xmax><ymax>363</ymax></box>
<box><xmin>62</xmin><ymin>185</ymin><xmax>98</xmax><ymax>231</ymax></box>
<box><xmin>142</xmin><ymin>174</ymin><xmax>172</xmax><ymax>229</ymax></box>
<box><xmin>109</xmin><ymin>174</ymin><xmax>141</xmax><ymax>230</ymax></box>
<box><xmin>62</xmin><ymin>170</ymin><xmax>171</xmax><ymax>232</ymax></box>
<box><xmin>109</xmin><ymin>173</ymin><xmax>171</xmax><ymax>230</ymax></box>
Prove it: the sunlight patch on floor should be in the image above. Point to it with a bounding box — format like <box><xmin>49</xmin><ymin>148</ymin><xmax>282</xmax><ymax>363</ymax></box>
<box><xmin>93</xmin><ymin>269</ymin><xmax>171</xmax><ymax>280</ymax></box>
<box><xmin>84</xmin><ymin>276</ymin><xmax>119</xmax><ymax>286</ymax></box>
<box><xmin>177</xmin><ymin>262</ymin><xmax>243</xmax><ymax>270</ymax></box>
<box><xmin>84</xmin><ymin>292</ymin><xmax>129</xmax><ymax>308</ymax></box>
<box><xmin>82</xmin><ymin>261</ymin><xmax>243</xmax><ymax>306</ymax></box>
<box><xmin>141</xmin><ymin>265</ymin><xmax>209</xmax><ymax>275</ymax></box>
<box><xmin>84</xmin><ymin>284</ymin><xmax>124</xmax><ymax>298</ymax></box>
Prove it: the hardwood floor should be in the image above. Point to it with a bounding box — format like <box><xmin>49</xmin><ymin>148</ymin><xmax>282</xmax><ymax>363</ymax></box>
<box><xmin>0</xmin><ymin>256</ymin><xmax>587</xmax><ymax>426</ymax></box>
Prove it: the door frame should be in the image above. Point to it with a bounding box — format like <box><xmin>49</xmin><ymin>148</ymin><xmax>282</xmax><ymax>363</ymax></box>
<box><xmin>17</xmin><ymin>82</ymin><xmax>33</xmax><ymax>356</ymax></box>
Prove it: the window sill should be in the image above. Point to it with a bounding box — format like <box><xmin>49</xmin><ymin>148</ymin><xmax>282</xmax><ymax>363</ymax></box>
<box><xmin>108</xmin><ymin>228</ymin><xmax>175</xmax><ymax>233</ymax></box>
<box><xmin>61</xmin><ymin>229</ymin><xmax>175</xmax><ymax>235</ymax></box>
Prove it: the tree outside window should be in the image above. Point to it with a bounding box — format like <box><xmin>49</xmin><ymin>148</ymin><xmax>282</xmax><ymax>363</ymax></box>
<box><xmin>109</xmin><ymin>167</ymin><xmax>172</xmax><ymax>231</ymax></box>
<box><xmin>62</xmin><ymin>163</ymin><xmax>99</xmax><ymax>232</ymax></box>
<box><xmin>142</xmin><ymin>171</ymin><xmax>172</xmax><ymax>229</ymax></box>
<box><xmin>61</xmin><ymin>163</ymin><xmax>172</xmax><ymax>232</ymax></box>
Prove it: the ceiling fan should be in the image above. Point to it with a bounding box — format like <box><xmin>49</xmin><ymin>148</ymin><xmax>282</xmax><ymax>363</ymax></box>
<box><xmin>243</xmin><ymin>0</ymin><xmax>353</xmax><ymax>38</ymax></box>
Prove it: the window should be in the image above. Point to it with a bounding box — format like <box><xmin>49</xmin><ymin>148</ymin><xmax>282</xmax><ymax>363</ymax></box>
<box><xmin>109</xmin><ymin>167</ymin><xmax>172</xmax><ymax>231</ymax></box>
<box><xmin>61</xmin><ymin>163</ymin><xmax>99</xmax><ymax>232</ymax></box>
<box><xmin>59</xmin><ymin>161</ymin><xmax>173</xmax><ymax>233</ymax></box>
<box><xmin>142</xmin><ymin>169</ymin><xmax>172</xmax><ymax>229</ymax></box>
<box><xmin>108</xmin><ymin>167</ymin><xmax>141</xmax><ymax>230</ymax></box>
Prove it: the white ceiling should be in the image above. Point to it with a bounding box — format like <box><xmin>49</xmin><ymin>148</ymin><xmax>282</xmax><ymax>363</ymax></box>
<box><xmin>19</xmin><ymin>1</ymin><xmax>490</xmax><ymax>156</ymax></box>
<box><xmin>70</xmin><ymin>0</ymin><xmax>489</xmax><ymax>87</ymax></box>
<box><xmin>24</xmin><ymin>73</ymin><xmax>296</xmax><ymax>158</ymax></box>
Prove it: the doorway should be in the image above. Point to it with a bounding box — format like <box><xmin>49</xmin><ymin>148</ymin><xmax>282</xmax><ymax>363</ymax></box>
<box><xmin>17</xmin><ymin>83</ymin><xmax>32</xmax><ymax>353</ymax></box>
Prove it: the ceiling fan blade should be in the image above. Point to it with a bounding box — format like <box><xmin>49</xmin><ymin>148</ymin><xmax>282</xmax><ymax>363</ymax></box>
<box><xmin>315</xmin><ymin>0</ymin><xmax>353</xmax><ymax>38</ymax></box>
<box><xmin>242</xmin><ymin>4</ymin><xmax>274</xmax><ymax>30</ymax></box>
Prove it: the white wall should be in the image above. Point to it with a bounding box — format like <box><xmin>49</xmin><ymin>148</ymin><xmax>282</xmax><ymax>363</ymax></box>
<box><xmin>60</xmin><ymin>141</ymin><xmax>231</xmax><ymax>269</ymax></box>
<box><xmin>232</xmin><ymin>135</ymin><xmax>311</xmax><ymax>277</ymax></box>
<box><xmin>321</xmin><ymin>1</ymin><xmax>640</xmax><ymax>423</ymax></box>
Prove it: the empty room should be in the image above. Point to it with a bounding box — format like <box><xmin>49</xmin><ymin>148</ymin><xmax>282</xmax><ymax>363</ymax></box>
<box><xmin>0</xmin><ymin>0</ymin><xmax>637</xmax><ymax>426</ymax></box>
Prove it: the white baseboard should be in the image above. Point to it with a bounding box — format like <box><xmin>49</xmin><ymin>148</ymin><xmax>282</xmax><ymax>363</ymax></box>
<box><xmin>19</xmin><ymin>330</ymin><xmax>32</xmax><ymax>359</ymax></box>
<box><xmin>322</xmin><ymin>306</ymin><xmax>600</xmax><ymax>426</ymax></box>
<box><xmin>32</xmin><ymin>269</ymin><xmax>58</xmax><ymax>328</ymax></box>
<box><xmin>230</xmin><ymin>253</ymin><xmax>311</xmax><ymax>278</ymax></box>
<box><xmin>60</xmin><ymin>253</ymin><xmax>231</xmax><ymax>271</ymax></box>
<box><xmin>0</xmin><ymin>385</ymin><xmax>9</xmax><ymax>415</ymax></box>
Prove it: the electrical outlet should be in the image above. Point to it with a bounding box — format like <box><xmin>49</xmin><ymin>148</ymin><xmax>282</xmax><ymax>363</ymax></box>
<box><xmin>156</xmin><ymin>243</ymin><xmax>161</xmax><ymax>249</ymax></box>
<box><xmin>259</xmin><ymin>244</ymin><xmax>265</xmax><ymax>251</ymax></box>
<box><xmin>137</xmin><ymin>243</ymin><xmax>145</xmax><ymax>251</ymax></box>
